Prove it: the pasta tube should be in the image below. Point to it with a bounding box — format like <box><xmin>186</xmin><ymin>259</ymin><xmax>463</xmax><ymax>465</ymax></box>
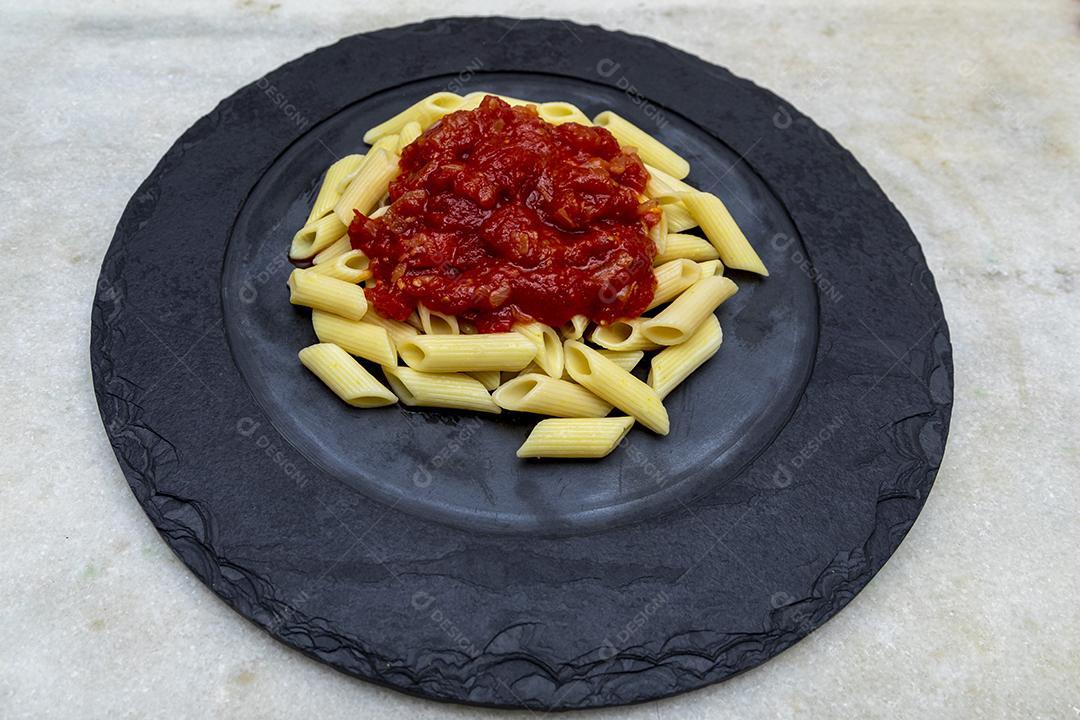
<box><xmin>645</xmin><ymin>163</ymin><xmax>693</xmax><ymax>197</ymax></box>
<box><xmin>537</xmin><ymin>101</ymin><xmax>591</xmax><ymax>126</ymax></box>
<box><xmin>307</xmin><ymin>154</ymin><xmax>365</xmax><ymax>224</ymax></box>
<box><xmin>397</xmin><ymin>333</ymin><xmax>537</xmax><ymax>373</ymax></box>
<box><xmin>660</xmin><ymin>201</ymin><xmax>698</xmax><ymax>232</ymax></box>
<box><xmin>516</xmin><ymin>417</ymin><xmax>635</xmax><ymax>459</ymax></box>
<box><xmin>559</xmin><ymin>314</ymin><xmax>589</xmax><ymax>340</ymax></box>
<box><xmin>396</xmin><ymin>120</ymin><xmax>422</xmax><ymax>152</ymax></box>
<box><xmin>417</xmin><ymin>303</ymin><xmax>459</xmax><ymax>335</ymax></box>
<box><xmin>312</xmin><ymin>236</ymin><xmax>351</xmax><ymax>265</ymax></box>
<box><xmin>515</xmin><ymin>322</ymin><xmax>564</xmax><ymax>378</ymax></box>
<box><xmin>467</xmin><ymin>371</ymin><xmax>502</xmax><ymax>391</ymax></box>
<box><xmin>648</xmin><ymin>314</ymin><xmax>723</xmax><ymax>399</ymax></box>
<box><xmin>362</xmin><ymin>310</ymin><xmax>418</xmax><ymax>350</ymax></box>
<box><xmin>597</xmin><ymin>349</ymin><xmax>644</xmax><ymax>373</ymax></box>
<box><xmin>641</xmin><ymin>275</ymin><xmax>738</xmax><ymax>346</ymax></box>
<box><xmin>648</xmin><ymin>258</ymin><xmax>702</xmax><ymax>309</ymax></box>
<box><xmin>589</xmin><ymin>318</ymin><xmax>660</xmax><ymax>352</ymax></box>
<box><xmin>305</xmin><ymin>250</ymin><xmax>371</xmax><ymax>284</ymax></box>
<box><xmin>288</xmin><ymin>269</ymin><xmax>368</xmax><ymax>321</ymax></box>
<box><xmin>493</xmin><ymin>373</ymin><xmax>612</xmax><ymax>418</ymax></box>
<box><xmin>563</xmin><ymin>341</ymin><xmax>669</xmax><ymax>435</ymax></box>
<box><xmin>362</xmin><ymin>92</ymin><xmax>464</xmax><ymax>143</ymax></box>
<box><xmin>289</xmin><ymin>214</ymin><xmax>347</xmax><ymax>260</ymax></box>
<box><xmin>680</xmin><ymin>191</ymin><xmax>768</xmax><ymax>276</ymax></box>
<box><xmin>654</xmin><ymin>233</ymin><xmax>720</xmax><ymax>264</ymax></box>
<box><xmin>298</xmin><ymin>344</ymin><xmax>396</xmax><ymax>407</ymax></box>
<box><xmin>381</xmin><ymin>365</ymin><xmax>499</xmax><ymax>414</ymax></box>
<box><xmin>593</xmin><ymin>111</ymin><xmax>690</xmax><ymax>179</ymax></box>
<box><xmin>698</xmin><ymin>259</ymin><xmax>724</xmax><ymax>278</ymax></box>
<box><xmin>333</xmin><ymin>148</ymin><xmax>399</xmax><ymax>225</ymax></box>
<box><xmin>311</xmin><ymin>310</ymin><xmax>395</xmax><ymax>366</ymax></box>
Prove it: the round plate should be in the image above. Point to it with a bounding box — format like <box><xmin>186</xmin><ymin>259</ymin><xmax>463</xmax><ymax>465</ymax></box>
<box><xmin>92</xmin><ymin>17</ymin><xmax>953</xmax><ymax>710</ymax></box>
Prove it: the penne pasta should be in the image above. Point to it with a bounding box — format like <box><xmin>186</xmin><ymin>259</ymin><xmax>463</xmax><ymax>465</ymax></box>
<box><xmin>304</xmin><ymin>250</ymin><xmax>371</xmax><ymax>283</ymax></box>
<box><xmin>493</xmin><ymin>373</ymin><xmax>612</xmax><ymax>418</ymax></box>
<box><xmin>298</xmin><ymin>343</ymin><xmax>396</xmax><ymax>407</ymax></box>
<box><xmin>649</xmin><ymin>314</ymin><xmax>723</xmax><ymax>399</ymax></box>
<box><xmin>597</xmin><ymin>349</ymin><xmax>644</xmax><ymax>373</ymax></box>
<box><xmin>417</xmin><ymin>303</ymin><xmax>459</xmax><ymax>335</ymax></box>
<box><xmin>311</xmin><ymin>310</ymin><xmax>395</xmax><ymax>366</ymax></box>
<box><xmin>516</xmin><ymin>417</ymin><xmax>635</xmax><ymax>459</ymax></box>
<box><xmin>645</xmin><ymin>163</ymin><xmax>694</xmax><ymax>197</ymax></box>
<box><xmin>559</xmin><ymin>314</ymin><xmax>589</xmax><ymax>341</ymax></box>
<box><xmin>589</xmin><ymin>318</ymin><xmax>661</xmax><ymax>352</ymax></box>
<box><xmin>593</xmin><ymin>111</ymin><xmax>690</xmax><ymax>179</ymax></box>
<box><xmin>641</xmin><ymin>275</ymin><xmax>738</xmax><ymax>346</ymax></box>
<box><xmin>307</xmin><ymin>154</ymin><xmax>365</xmax><ymax>224</ymax></box>
<box><xmin>396</xmin><ymin>120</ymin><xmax>422</xmax><ymax>152</ymax></box>
<box><xmin>362</xmin><ymin>310</ymin><xmax>418</xmax><ymax>350</ymax></box>
<box><xmin>381</xmin><ymin>365</ymin><xmax>500</xmax><ymax>413</ymax></box>
<box><xmin>289</xmin><ymin>213</ymin><xmax>347</xmax><ymax>260</ymax></box>
<box><xmin>333</xmin><ymin>148</ymin><xmax>399</xmax><ymax>225</ymax></box>
<box><xmin>537</xmin><ymin>101</ymin><xmax>591</xmax><ymax>126</ymax></box>
<box><xmin>654</xmin><ymin>233</ymin><xmax>720</xmax><ymax>264</ymax></box>
<box><xmin>334</xmin><ymin>136</ymin><xmax>395</xmax><ymax>194</ymax></box>
<box><xmin>648</xmin><ymin>258</ymin><xmax>702</xmax><ymax>310</ymax></box>
<box><xmin>467</xmin><ymin>370</ymin><xmax>502</xmax><ymax>391</ymax></box>
<box><xmin>698</xmin><ymin>259</ymin><xmax>724</xmax><ymax>278</ymax></box>
<box><xmin>397</xmin><ymin>333</ymin><xmax>537</xmax><ymax>373</ymax></box>
<box><xmin>563</xmin><ymin>341</ymin><xmax>669</xmax><ymax>435</ymax></box>
<box><xmin>363</xmin><ymin>92</ymin><xmax>464</xmax><ymax>143</ymax></box>
<box><xmin>660</xmin><ymin>201</ymin><xmax>698</xmax><ymax>233</ymax></box>
<box><xmin>287</xmin><ymin>268</ymin><xmax>368</xmax><ymax>321</ymax></box>
<box><xmin>312</xmin><ymin>236</ymin><xmax>351</xmax><ymax>265</ymax></box>
<box><xmin>515</xmin><ymin>322</ymin><xmax>565</xmax><ymax>378</ymax></box>
<box><xmin>649</xmin><ymin>202</ymin><xmax>668</xmax><ymax>255</ymax></box>
<box><xmin>679</xmin><ymin>191</ymin><xmax>768</xmax><ymax>276</ymax></box>
<box><xmin>516</xmin><ymin>360</ymin><xmax>545</xmax><ymax>378</ymax></box>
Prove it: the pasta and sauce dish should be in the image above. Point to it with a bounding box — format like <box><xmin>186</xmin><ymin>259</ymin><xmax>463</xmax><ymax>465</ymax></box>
<box><xmin>285</xmin><ymin>92</ymin><xmax>768</xmax><ymax>459</ymax></box>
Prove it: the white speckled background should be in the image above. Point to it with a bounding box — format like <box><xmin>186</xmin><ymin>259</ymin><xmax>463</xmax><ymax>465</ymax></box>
<box><xmin>1</xmin><ymin>0</ymin><xmax>1078</xmax><ymax>717</ymax></box>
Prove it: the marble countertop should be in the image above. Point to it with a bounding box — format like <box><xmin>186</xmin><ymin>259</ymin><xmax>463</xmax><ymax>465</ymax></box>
<box><xmin>2</xmin><ymin>0</ymin><xmax>1077</xmax><ymax>717</ymax></box>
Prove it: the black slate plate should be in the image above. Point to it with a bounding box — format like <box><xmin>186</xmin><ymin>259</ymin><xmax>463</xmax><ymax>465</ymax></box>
<box><xmin>91</xmin><ymin>17</ymin><xmax>953</xmax><ymax>710</ymax></box>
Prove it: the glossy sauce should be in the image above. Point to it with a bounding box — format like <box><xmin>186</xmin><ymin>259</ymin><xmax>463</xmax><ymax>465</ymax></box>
<box><xmin>349</xmin><ymin>96</ymin><xmax>659</xmax><ymax>332</ymax></box>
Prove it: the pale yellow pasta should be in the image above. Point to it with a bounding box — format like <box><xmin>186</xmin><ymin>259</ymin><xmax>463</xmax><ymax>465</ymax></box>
<box><xmin>641</xmin><ymin>275</ymin><xmax>738</xmax><ymax>346</ymax></box>
<box><xmin>649</xmin><ymin>314</ymin><xmax>722</xmax><ymax>399</ymax></box>
<box><xmin>597</xmin><ymin>349</ymin><xmax>644</xmax><ymax>373</ymax></box>
<box><xmin>592</xmin><ymin>111</ymin><xmax>690</xmax><ymax>179</ymax></box>
<box><xmin>467</xmin><ymin>371</ymin><xmax>502</xmax><ymax>391</ymax></box>
<box><xmin>363</xmin><ymin>92</ymin><xmax>464</xmax><ymax>143</ymax></box>
<box><xmin>559</xmin><ymin>314</ymin><xmax>589</xmax><ymax>340</ymax></box>
<box><xmin>305</xmin><ymin>250</ymin><xmax>371</xmax><ymax>283</ymax></box>
<box><xmin>416</xmin><ymin>303</ymin><xmax>459</xmax><ymax>335</ymax></box>
<box><xmin>515</xmin><ymin>322</ymin><xmax>564</xmax><ymax>378</ymax></box>
<box><xmin>537</xmin><ymin>101</ymin><xmax>591</xmax><ymax>126</ymax></box>
<box><xmin>398</xmin><ymin>333</ymin><xmax>537</xmax><ymax>373</ymax></box>
<box><xmin>679</xmin><ymin>191</ymin><xmax>768</xmax><ymax>276</ymax></box>
<box><xmin>381</xmin><ymin>365</ymin><xmax>500</xmax><ymax>414</ymax></box>
<box><xmin>648</xmin><ymin>202</ymin><xmax>668</xmax><ymax>255</ymax></box>
<box><xmin>460</xmin><ymin>91</ymin><xmax>533</xmax><ymax>111</ymax></box>
<box><xmin>396</xmin><ymin>120</ymin><xmax>422</xmax><ymax>152</ymax></box>
<box><xmin>516</xmin><ymin>361</ymin><xmax>545</xmax><ymax>378</ymax></box>
<box><xmin>661</xmin><ymin>201</ymin><xmax>698</xmax><ymax>232</ymax></box>
<box><xmin>698</xmin><ymin>259</ymin><xmax>724</xmax><ymax>278</ymax></box>
<box><xmin>563</xmin><ymin>341</ymin><xmax>669</xmax><ymax>435</ymax></box>
<box><xmin>588</xmin><ymin>319</ymin><xmax>660</xmax><ymax>352</ymax></box>
<box><xmin>289</xmin><ymin>214</ymin><xmax>347</xmax><ymax>260</ymax></box>
<box><xmin>362</xmin><ymin>310</ymin><xmax>418</xmax><ymax>350</ymax></box>
<box><xmin>654</xmin><ymin>233</ymin><xmax>720</xmax><ymax>264</ymax></box>
<box><xmin>307</xmin><ymin>154</ymin><xmax>365</xmax><ymax>224</ymax></box>
<box><xmin>648</xmin><ymin>258</ymin><xmax>702</xmax><ymax>310</ymax></box>
<box><xmin>287</xmin><ymin>269</ymin><xmax>368</xmax><ymax>321</ymax></box>
<box><xmin>311</xmin><ymin>310</ymin><xmax>395</xmax><ymax>366</ymax></box>
<box><xmin>516</xmin><ymin>417</ymin><xmax>635</xmax><ymax>459</ymax></box>
<box><xmin>333</xmin><ymin>148</ymin><xmax>399</xmax><ymax>225</ymax></box>
<box><xmin>493</xmin><ymin>373</ymin><xmax>612</xmax><ymax>418</ymax></box>
<box><xmin>312</xmin><ymin>236</ymin><xmax>351</xmax><ymax>264</ymax></box>
<box><xmin>645</xmin><ymin>163</ymin><xmax>693</xmax><ymax>197</ymax></box>
<box><xmin>333</xmin><ymin>136</ymin><xmax>396</xmax><ymax>193</ymax></box>
<box><xmin>298</xmin><ymin>343</ymin><xmax>396</xmax><ymax>407</ymax></box>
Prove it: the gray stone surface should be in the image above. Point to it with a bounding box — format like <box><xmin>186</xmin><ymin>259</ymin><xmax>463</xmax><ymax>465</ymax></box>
<box><xmin>1</xmin><ymin>1</ymin><xmax>1077</xmax><ymax>717</ymax></box>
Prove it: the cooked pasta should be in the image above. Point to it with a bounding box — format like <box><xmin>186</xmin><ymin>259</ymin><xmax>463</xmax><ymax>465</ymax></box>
<box><xmin>333</xmin><ymin>148</ymin><xmax>399</xmax><ymax>225</ymax></box>
<box><xmin>290</xmin><ymin>213</ymin><xmax>347</xmax><ymax>260</ymax></box>
<box><xmin>363</xmin><ymin>92</ymin><xmax>464</xmax><ymax>143</ymax></box>
<box><xmin>382</xmin><ymin>365</ymin><xmax>500</xmax><ymax>413</ymax></box>
<box><xmin>641</xmin><ymin>275</ymin><xmax>738</xmax><ymax>346</ymax></box>
<box><xmin>493</xmin><ymin>373</ymin><xmax>612</xmax><ymax>418</ymax></box>
<box><xmin>416</xmin><ymin>303</ymin><xmax>459</xmax><ymax>335</ymax></box>
<box><xmin>516</xmin><ymin>417</ymin><xmax>634</xmax><ymax>458</ymax></box>
<box><xmin>563</xmin><ymin>341</ymin><xmax>669</xmax><ymax>435</ymax></box>
<box><xmin>307</xmin><ymin>154</ymin><xmax>365</xmax><ymax>224</ymax></box>
<box><xmin>559</xmin><ymin>314</ymin><xmax>589</xmax><ymax>341</ymax></box>
<box><xmin>515</xmin><ymin>322</ymin><xmax>565</xmax><ymax>378</ymax></box>
<box><xmin>680</xmin><ymin>191</ymin><xmax>769</xmax><ymax>276</ymax></box>
<box><xmin>398</xmin><ymin>333</ymin><xmax>537</xmax><ymax>373</ymax></box>
<box><xmin>288</xmin><ymin>269</ymin><xmax>367</xmax><ymax>321</ymax></box>
<box><xmin>299</xmin><ymin>343</ymin><xmax>397</xmax><ymax>407</ymax></box>
<box><xmin>648</xmin><ymin>314</ymin><xmax>723</xmax><ymax>399</ymax></box>
<box><xmin>592</xmin><ymin>111</ymin><xmax>690</xmax><ymax>179</ymax></box>
<box><xmin>660</xmin><ymin>201</ymin><xmax>698</xmax><ymax>233</ymax></box>
<box><xmin>654</xmin><ymin>233</ymin><xmax>720</xmax><ymax>264</ymax></box>
<box><xmin>305</xmin><ymin>250</ymin><xmax>371</xmax><ymax>284</ymax></box>
<box><xmin>648</xmin><ymin>258</ymin><xmax>702</xmax><ymax>309</ymax></box>
<box><xmin>589</xmin><ymin>319</ymin><xmax>661</xmax><ymax>352</ymax></box>
<box><xmin>311</xmin><ymin>310</ymin><xmax>395</xmax><ymax>366</ymax></box>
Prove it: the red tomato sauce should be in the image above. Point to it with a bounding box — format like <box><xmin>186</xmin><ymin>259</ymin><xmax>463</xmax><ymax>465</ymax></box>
<box><xmin>348</xmin><ymin>95</ymin><xmax>660</xmax><ymax>332</ymax></box>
